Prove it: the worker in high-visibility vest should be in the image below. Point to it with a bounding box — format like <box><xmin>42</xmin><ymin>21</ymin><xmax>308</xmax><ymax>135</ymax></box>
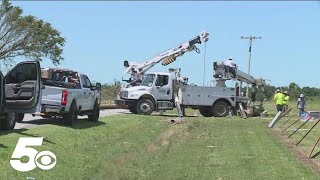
<box><xmin>274</xmin><ymin>89</ymin><xmax>284</xmax><ymax>112</ymax></box>
<box><xmin>283</xmin><ymin>91</ymin><xmax>290</xmax><ymax>116</ymax></box>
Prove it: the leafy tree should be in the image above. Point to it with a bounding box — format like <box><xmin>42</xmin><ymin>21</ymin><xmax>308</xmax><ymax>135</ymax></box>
<box><xmin>262</xmin><ymin>84</ymin><xmax>276</xmax><ymax>100</ymax></box>
<box><xmin>288</xmin><ymin>82</ymin><xmax>301</xmax><ymax>100</ymax></box>
<box><xmin>0</xmin><ymin>0</ymin><xmax>65</xmax><ymax>65</ymax></box>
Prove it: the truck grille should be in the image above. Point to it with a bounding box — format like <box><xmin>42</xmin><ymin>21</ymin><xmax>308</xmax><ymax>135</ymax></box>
<box><xmin>121</xmin><ymin>91</ymin><xmax>128</xmax><ymax>98</ymax></box>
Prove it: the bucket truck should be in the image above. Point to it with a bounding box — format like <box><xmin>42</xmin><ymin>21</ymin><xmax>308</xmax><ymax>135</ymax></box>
<box><xmin>116</xmin><ymin>59</ymin><xmax>266</xmax><ymax>117</ymax></box>
<box><xmin>122</xmin><ymin>31</ymin><xmax>209</xmax><ymax>87</ymax></box>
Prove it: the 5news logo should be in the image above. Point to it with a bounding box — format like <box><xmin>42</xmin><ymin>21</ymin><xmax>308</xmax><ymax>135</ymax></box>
<box><xmin>10</xmin><ymin>137</ymin><xmax>57</xmax><ymax>172</ymax></box>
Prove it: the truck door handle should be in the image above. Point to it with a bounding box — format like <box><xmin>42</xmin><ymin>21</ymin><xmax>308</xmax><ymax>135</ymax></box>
<box><xmin>84</xmin><ymin>92</ymin><xmax>86</xmax><ymax>95</ymax></box>
<box><xmin>13</xmin><ymin>84</ymin><xmax>21</xmax><ymax>90</ymax></box>
<box><xmin>89</xmin><ymin>92</ymin><xmax>92</xmax><ymax>95</ymax></box>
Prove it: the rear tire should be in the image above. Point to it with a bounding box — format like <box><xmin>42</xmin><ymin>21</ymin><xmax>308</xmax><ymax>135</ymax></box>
<box><xmin>63</xmin><ymin>101</ymin><xmax>78</xmax><ymax>126</ymax></box>
<box><xmin>199</xmin><ymin>107</ymin><xmax>213</xmax><ymax>117</ymax></box>
<box><xmin>1</xmin><ymin>113</ymin><xmax>16</xmax><ymax>130</ymax></box>
<box><xmin>15</xmin><ymin>113</ymin><xmax>25</xmax><ymax>122</ymax></box>
<box><xmin>212</xmin><ymin>101</ymin><xmax>229</xmax><ymax>117</ymax></box>
<box><xmin>88</xmin><ymin>101</ymin><xmax>100</xmax><ymax>122</ymax></box>
<box><xmin>136</xmin><ymin>99</ymin><xmax>154</xmax><ymax>115</ymax></box>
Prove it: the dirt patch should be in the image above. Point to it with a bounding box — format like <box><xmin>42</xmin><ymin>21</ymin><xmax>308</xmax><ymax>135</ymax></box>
<box><xmin>146</xmin><ymin>128</ymin><xmax>176</xmax><ymax>153</ymax></box>
<box><xmin>146</xmin><ymin>124</ymin><xmax>188</xmax><ymax>153</ymax></box>
<box><xmin>113</xmin><ymin>154</ymin><xmax>135</xmax><ymax>165</ymax></box>
<box><xmin>272</xmin><ymin>129</ymin><xmax>320</xmax><ymax>176</ymax></box>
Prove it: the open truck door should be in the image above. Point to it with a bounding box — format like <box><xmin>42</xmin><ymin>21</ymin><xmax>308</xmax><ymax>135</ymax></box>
<box><xmin>0</xmin><ymin>61</ymin><xmax>42</xmax><ymax>130</ymax></box>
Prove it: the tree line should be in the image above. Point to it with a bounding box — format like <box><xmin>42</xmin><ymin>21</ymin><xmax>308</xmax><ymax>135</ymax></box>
<box><xmin>256</xmin><ymin>82</ymin><xmax>320</xmax><ymax>102</ymax></box>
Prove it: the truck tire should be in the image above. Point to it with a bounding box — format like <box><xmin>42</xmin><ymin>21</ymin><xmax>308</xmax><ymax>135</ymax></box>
<box><xmin>1</xmin><ymin>113</ymin><xmax>16</xmax><ymax>130</ymax></box>
<box><xmin>212</xmin><ymin>101</ymin><xmax>229</xmax><ymax>117</ymax></box>
<box><xmin>136</xmin><ymin>99</ymin><xmax>154</xmax><ymax>115</ymax></box>
<box><xmin>128</xmin><ymin>104</ymin><xmax>138</xmax><ymax>114</ymax></box>
<box><xmin>88</xmin><ymin>101</ymin><xmax>100</xmax><ymax>122</ymax></box>
<box><xmin>199</xmin><ymin>107</ymin><xmax>213</xmax><ymax>117</ymax></box>
<box><xmin>15</xmin><ymin>113</ymin><xmax>25</xmax><ymax>122</ymax></box>
<box><xmin>64</xmin><ymin>101</ymin><xmax>78</xmax><ymax>126</ymax></box>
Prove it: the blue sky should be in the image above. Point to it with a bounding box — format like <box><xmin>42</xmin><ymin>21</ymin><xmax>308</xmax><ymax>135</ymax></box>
<box><xmin>11</xmin><ymin>1</ymin><xmax>320</xmax><ymax>87</ymax></box>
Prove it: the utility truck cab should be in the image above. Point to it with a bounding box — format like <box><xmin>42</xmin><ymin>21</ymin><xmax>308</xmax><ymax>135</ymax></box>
<box><xmin>117</xmin><ymin>72</ymin><xmax>176</xmax><ymax>115</ymax></box>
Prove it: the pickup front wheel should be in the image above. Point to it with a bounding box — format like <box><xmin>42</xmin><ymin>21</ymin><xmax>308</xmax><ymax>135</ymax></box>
<box><xmin>136</xmin><ymin>99</ymin><xmax>154</xmax><ymax>115</ymax></box>
<box><xmin>1</xmin><ymin>113</ymin><xmax>16</xmax><ymax>130</ymax></box>
<box><xmin>88</xmin><ymin>101</ymin><xmax>100</xmax><ymax>122</ymax></box>
<box><xmin>64</xmin><ymin>101</ymin><xmax>78</xmax><ymax>126</ymax></box>
<box><xmin>15</xmin><ymin>113</ymin><xmax>25</xmax><ymax>122</ymax></box>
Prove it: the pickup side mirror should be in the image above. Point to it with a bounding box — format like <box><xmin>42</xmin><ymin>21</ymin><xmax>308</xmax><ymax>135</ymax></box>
<box><xmin>95</xmin><ymin>82</ymin><xmax>102</xmax><ymax>91</ymax></box>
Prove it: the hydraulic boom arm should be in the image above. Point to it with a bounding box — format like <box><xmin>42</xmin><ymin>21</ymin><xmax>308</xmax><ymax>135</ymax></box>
<box><xmin>213</xmin><ymin>61</ymin><xmax>266</xmax><ymax>88</ymax></box>
<box><xmin>123</xmin><ymin>31</ymin><xmax>209</xmax><ymax>86</ymax></box>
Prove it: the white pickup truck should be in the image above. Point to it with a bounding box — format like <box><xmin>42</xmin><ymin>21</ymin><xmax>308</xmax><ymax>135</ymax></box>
<box><xmin>0</xmin><ymin>61</ymin><xmax>42</xmax><ymax>130</ymax></box>
<box><xmin>34</xmin><ymin>68</ymin><xmax>102</xmax><ymax>126</ymax></box>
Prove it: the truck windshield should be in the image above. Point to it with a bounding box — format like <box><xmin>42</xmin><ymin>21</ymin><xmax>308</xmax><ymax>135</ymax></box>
<box><xmin>141</xmin><ymin>74</ymin><xmax>155</xmax><ymax>87</ymax></box>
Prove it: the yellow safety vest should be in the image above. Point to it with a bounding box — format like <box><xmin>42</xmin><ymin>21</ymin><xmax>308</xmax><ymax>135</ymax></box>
<box><xmin>274</xmin><ymin>92</ymin><xmax>284</xmax><ymax>105</ymax></box>
<box><xmin>283</xmin><ymin>95</ymin><xmax>290</xmax><ymax>105</ymax></box>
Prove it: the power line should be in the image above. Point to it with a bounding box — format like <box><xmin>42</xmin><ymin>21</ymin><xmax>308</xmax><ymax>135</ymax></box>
<box><xmin>241</xmin><ymin>35</ymin><xmax>261</xmax><ymax>98</ymax></box>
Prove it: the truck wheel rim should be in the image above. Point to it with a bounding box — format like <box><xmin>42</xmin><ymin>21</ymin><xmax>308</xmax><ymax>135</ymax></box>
<box><xmin>217</xmin><ymin>105</ymin><xmax>226</xmax><ymax>115</ymax></box>
<box><xmin>140</xmin><ymin>102</ymin><xmax>151</xmax><ymax>113</ymax></box>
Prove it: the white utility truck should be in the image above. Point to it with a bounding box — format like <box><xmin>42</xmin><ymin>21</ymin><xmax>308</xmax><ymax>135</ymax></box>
<box><xmin>0</xmin><ymin>61</ymin><xmax>42</xmax><ymax>130</ymax></box>
<box><xmin>28</xmin><ymin>68</ymin><xmax>102</xmax><ymax>126</ymax></box>
<box><xmin>116</xmin><ymin>61</ymin><xmax>266</xmax><ymax>118</ymax></box>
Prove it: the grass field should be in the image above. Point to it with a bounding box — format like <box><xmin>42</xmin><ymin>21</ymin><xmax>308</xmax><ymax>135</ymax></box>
<box><xmin>0</xmin><ymin>110</ymin><xmax>319</xmax><ymax>179</ymax></box>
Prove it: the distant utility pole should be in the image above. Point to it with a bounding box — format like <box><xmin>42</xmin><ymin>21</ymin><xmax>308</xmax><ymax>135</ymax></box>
<box><xmin>241</xmin><ymin>35</ymin><xmax>261</xmax><ymax>98</ymax></box>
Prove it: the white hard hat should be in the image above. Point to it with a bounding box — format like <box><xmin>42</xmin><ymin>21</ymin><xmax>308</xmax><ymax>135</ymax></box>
<box><xmin>300</xmin><ymin>94</ymin><xmax>304</xmax><ymax>98</ymax></box>
<box><xmin>284</xmin><ymin>91</ymin><xmax>288</xmax><ymax>94</ymax></box>
<box><xmin>276</xmin><ymin>89</ymin><xmax>280</xmax><ymax>92</ymax></box>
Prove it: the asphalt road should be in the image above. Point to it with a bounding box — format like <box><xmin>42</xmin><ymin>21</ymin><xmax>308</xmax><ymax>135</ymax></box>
<box><xmin>14</xmin><ymin>109</ymin><xmax>129</xmax><ymax>130</ymax></box>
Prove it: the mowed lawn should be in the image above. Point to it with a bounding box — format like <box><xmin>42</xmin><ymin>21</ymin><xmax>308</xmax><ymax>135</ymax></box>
<box><xmin>0</xmin><ymin>112</ymin><xmax>319</xmax><ymax>179</ymax></box>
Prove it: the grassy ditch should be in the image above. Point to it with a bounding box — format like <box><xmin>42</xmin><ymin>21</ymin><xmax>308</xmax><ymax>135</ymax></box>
<box><xmin>0</xmin><ymin>114</ymin><xmax>318</xmax><ymax>179</ymax></box>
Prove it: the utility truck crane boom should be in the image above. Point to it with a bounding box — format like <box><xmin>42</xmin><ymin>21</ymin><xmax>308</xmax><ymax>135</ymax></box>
<box><xmin>213</xmin><ymin>61</ymin><xmax>266</xmax><ymax>89</ymax></box>
<box><xmin>235</xmin><ymin>70</ymin><xmax>266</xmax><ymax>88</ymax></box>
<box><xmin>123</xmin><ymin>31</ymin><xmax>209</xmax><ymax>86</ymax></box>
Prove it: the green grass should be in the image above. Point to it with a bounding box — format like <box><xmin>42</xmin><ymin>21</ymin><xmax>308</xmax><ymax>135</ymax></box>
<box><xmin>263</xmin><ymin>100</ymin><xmax>320</xmax><ymax>160</ymax></box>
<box><xmin>0</xmin><ymin>113</ymin><xmax>319</xmax><ymax>180</ymax></box>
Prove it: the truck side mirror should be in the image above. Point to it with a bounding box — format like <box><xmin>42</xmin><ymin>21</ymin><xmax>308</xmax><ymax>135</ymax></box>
<box><xmin>124</xmin><ymin>60</ymin><xmax>129</xmax><ymax>68</ymax></box>
<box><xmin>95</xmin><ymin>82</ymin><xmax>102</xmax><ymax>91</ymax></box>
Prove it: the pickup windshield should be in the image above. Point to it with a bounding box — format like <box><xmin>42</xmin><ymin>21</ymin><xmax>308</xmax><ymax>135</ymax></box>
<box><xmin>42</xmin><ymin>69</ymin><xmax>81</xmax><ymax>89</ymax></box>
<box><xmin>141</xmin><ymin>74</ymin><xmax>155</xmax><ymax>87</ymax></box>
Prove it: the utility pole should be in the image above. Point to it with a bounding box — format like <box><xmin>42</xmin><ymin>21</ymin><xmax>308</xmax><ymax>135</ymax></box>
<box><xmin>241</xmin><ymin>35</ymin><xmax>261</xmax><ymax>98</ymax></box>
